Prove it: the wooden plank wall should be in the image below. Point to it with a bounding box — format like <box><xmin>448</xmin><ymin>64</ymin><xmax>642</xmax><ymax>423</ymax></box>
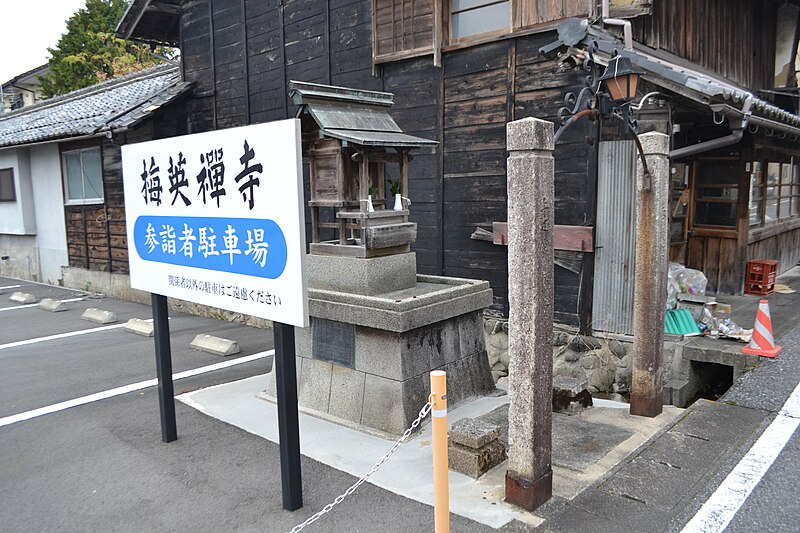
<box><xmin>64</xmin><ymin>138</ymin><xmax>129</xmax><ymax>274</ymax></box>
<box><xmin>748</xmin><ymin>228</ymin><xmax>800</xmax><ymax>279</ymax></box>
<box><xmin>179</xmin><ymin>0</ymin><xmax>594</xmax><ymax>323</ymax></box>
<box><xmin>631</xmin><ymin>0</ymin><xmax>777</xmax><ymax>91</ymax></box>
<box><xmin>65</xmin><ymin>105</ymin><xmax>185</xmax><ymax>274</ymax></box>
<box><xmin>686</xmin><ymin>235</ymin><xmax>739</xmax><ymax>294</ymax></box>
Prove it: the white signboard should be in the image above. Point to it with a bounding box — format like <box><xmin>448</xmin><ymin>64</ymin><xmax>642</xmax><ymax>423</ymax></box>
<box><xmin>121</xmin><ymin>119</ymin><xmax>308</xmax><ymax>327</ymax></box>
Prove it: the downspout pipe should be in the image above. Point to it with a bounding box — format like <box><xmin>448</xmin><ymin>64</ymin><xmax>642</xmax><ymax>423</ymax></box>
<box><xmin>601</xmin><ymin>0</ymin><xmax>633</xmax><ymax>49</ymax></box>
<box><xmin>669</xmin><ymin>96</ymin><xmax>753</xmax><ymax>160</ymax></box>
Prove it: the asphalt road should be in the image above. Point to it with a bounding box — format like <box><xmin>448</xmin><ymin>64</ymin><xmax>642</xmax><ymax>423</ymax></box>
<box><xmin>0</xmin><ymin>276</ymin><xmax>519</xmax><ymax>533</ymax></box>
<box><xmin>2</xmin><ymin>274</ymin><xmax>798</xmax><ymax>532</ymax></box>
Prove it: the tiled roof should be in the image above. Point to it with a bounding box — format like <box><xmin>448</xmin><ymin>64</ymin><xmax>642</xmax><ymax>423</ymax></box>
<box><xmin>542</xmin><ymin>20</ymin><xmax>800</xmax><ymax>133</ymax></box>
<box><xmin>0</xmin><ymin>63</ymin><xmax>190</xmax><ymax>148</ymax></box>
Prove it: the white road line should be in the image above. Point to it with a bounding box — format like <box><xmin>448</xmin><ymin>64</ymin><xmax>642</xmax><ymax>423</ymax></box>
<box><xmin>681</xmin><ymin>381</ymin><xmax>800</xmax><ymax>533</ymax></box>
<box><xmin>0</xmin><ymin>285</ymin><xmax>22</xmax><ymax>290</ymax></box>
<box><xmin>0</xmin><ymin>322</ymin><xmax>126</xmax><ymax>350</ymax></box>
<box><xmin>0</xmin><ymin>350</ymin><xmax>273</xmax><ymax>428</ymax></box>
<box><xmin>0</xmin><ymin>297</ymin><xmax>84</xmax><ymax>313</ymax></box>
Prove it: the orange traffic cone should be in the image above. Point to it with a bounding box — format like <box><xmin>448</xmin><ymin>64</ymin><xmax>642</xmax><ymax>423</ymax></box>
<box><xmin>742</xmin><ymin>299</ymin><xmax>782</xmax><ymax>358</ymax></box>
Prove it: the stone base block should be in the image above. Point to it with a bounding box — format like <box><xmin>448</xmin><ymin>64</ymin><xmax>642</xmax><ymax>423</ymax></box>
<box><xmin>267</xmin><ymin>273</ymin><xmax>495</xmax><ymax>436</ymax></box>
<box><xmin>81</xmin><ymin>308</ymin><xmax>117</xmax><ymax>324</ymax></box>
<box><xmin>449</xmin><ymin>439</ymin><xmax>506</xmax><ymax>479</ymax></box>
<box><xmin>505</xmin><ymin>469</ymin><xmax>553</xmax><ymax>511</ymax></box>
<box><xmin>124</xmin><ymin>318</ymin><xmax>155</xmax><ymax>337</ymax></box>
<box><xmin>306</xmin><ymin>252</ymin><xmax>417</xmax><ymax>296</ymax></box>
<box><xmin>267</xmin><ymin>310</ymin><xmax>495</xmax><ymax>436</ymax></box>
<box><xmin>9</xmin><ymin>292</ymin><xmax>37</xmax><ymax>304</ymax></box>
<box><xmin>190</xmin><ymin>334</ymin><xmax>240</xmax><ymax>356</ymax></box>
<box><xmin>450</xmin><ymin>417</ymin><xmax>501</xmax><ymax>449</ymax></box>
<box><xmin>38</xmin><ymin>298</ymin><xmax>67</xmax><ymax>312</ymax></box>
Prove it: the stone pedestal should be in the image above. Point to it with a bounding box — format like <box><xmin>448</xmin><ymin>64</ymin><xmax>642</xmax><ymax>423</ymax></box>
<box><xmin>265</xmin><ymin>253</ymin><xmax>496</xmax><ymax>436</ymax></box>
<box><xmin>448</xmin><ymin>417</ymin><xmax>506</xmax><ymax>478</ymax></box>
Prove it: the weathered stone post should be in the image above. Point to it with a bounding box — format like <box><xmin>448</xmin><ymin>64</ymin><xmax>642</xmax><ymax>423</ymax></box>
<box><xmin>504</xmin><ymin>117</ymin><xmax>554</xmax><ymax>510</ymax></box>
<box><xmin>630</xmin><ymin>132</ymin><xmax>670</xmax><ymax>417</ymax></box>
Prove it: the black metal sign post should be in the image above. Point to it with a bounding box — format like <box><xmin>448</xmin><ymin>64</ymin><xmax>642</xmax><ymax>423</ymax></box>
<box><xmin>152</xmin><ymin>293</ymin><xmax>177</xmax><ymax>443</ymax></box>
<box><xmin>273</xmin><ymin>321</ymin><xmax>303</xmax><ymax>510</ymax></box>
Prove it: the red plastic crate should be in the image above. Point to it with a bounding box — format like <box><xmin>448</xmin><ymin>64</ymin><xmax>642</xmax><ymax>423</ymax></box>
<box><xmin>744</xmin><ymin>259</ymin><xmax>778</xmax><ymax>296</ymax></box>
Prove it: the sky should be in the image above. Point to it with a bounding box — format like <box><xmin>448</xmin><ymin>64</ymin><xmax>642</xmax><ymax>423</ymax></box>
<box><xmin>0</xmin><ymin>0</ymin><xmax>91</xmax><ymax>83</ymax></box>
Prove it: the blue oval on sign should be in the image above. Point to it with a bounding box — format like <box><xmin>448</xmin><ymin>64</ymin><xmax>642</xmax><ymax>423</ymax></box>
<box><xmin>133</xmin><ymin>216</ymin><xmax>288</xmax><ymax>279</ymax></box>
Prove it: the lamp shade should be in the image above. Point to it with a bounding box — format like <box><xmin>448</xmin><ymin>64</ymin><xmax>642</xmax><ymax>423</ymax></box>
<box><xmin>598</xmin><ymin>56</ymin><xmax>644</xmax><ymax>102</ymax></box>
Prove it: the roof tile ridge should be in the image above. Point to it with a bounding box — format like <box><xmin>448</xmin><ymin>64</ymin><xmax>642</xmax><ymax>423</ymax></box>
<box><xmin>0</xmin><ymin>63</ymin><xmax>179</xmax><ymax>123</ymax></box>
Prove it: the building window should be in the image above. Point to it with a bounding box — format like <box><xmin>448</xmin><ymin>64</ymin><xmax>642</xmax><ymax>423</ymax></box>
<box><xmin>371</xmin><ymin>0</ymin><xmax>588</xmax><ymax>63</ymax></box>
<box><xmin>63</xmin><ymin>147</ymin><xmax>103</xmax><ymax>204</ymax></box>
<box><xmin>748</xmin><ymin>158</ymin><xmax>800</xmax><ymax>226</ymax></box>
<box><xmin>0</xmin><ymin>168</ymin><xmax>16</xmax><ymax>202</ymax></box>
<box><xmin>451</xmin><ymin>0</ymin><xmax>510</xmax><ymax>40</ymax></box>
<box><xmin>693</xmin><ymin>159</ymin><xmax>739</xmax><ymax>228</ymax></box>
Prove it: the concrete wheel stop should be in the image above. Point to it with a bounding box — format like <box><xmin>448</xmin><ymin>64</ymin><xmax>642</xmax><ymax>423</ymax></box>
<box><xmin>38</xmin><ymin>298</ymin><xmax>68</xmax><ymax>312</ymax></box>
<box><xmin>190</xmin><ymin>334</ymin><xmax>240</xmax><ymax>356</ymax></box>
<box><xmin>124</xmin><ymin>318</ymin><xmax>155</xmax><ymax>337</ymax></box>
<box><xmin>81</xmin><ymin>308</ymin><xmax>118</xmax><ymax>324</ymax></box>
<box><xmin>9</xmin><ymin>292</ymin><xmax>38</xmax><ymax>304</ymax></box>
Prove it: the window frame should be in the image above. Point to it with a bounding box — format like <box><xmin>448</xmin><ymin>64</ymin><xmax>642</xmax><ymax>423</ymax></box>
<box><xmin>0</xmin><ymin>167</ymin><xmax>16</xmax><ymax>202</ymax></box>
<box><xmin>690</xmin><ymin>157</ymin><xmax>740</xmax><ymax>230</ymax></box>
<box><xmin>448</xmin><ymin>0</ymin><xmax>512</xmax><ymax>44</ymax></box>
<box><xmin>371</xmin><ymin>0</ymin><xmax>591</xmax><ymax>65</ymax></box>
<box><xmin>62</xmin><ymin>145</ymin><xmax>105</xmax><ymax>206</ymax></box>
<box><xmin>748</xmin><ymin>156</ymin><xmax>800</xmax><ymax>228</ymax></box>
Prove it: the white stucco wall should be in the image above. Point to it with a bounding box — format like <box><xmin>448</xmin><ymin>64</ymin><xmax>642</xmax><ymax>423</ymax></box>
<box><xmin>30</xmin><ymin>144</ymin><xmax>68</xmax><ymax>283</ymax></box>
<box><xmin>0</xmin><ymin>147</ymin><xmax>37</xmax><ymax>234</ymax></box>
<box><xmin>0</xmin><ymin>147</ymin><xmax>39</xmax><ymax>279</ymax></box>
<box><xmin>0</xmin><ymin>145</ymin><xmax>68</xmax><ymax>283</ymax></box>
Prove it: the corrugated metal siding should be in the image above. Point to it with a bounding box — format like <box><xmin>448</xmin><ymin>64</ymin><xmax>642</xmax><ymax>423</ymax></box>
<box><xmin>593</xmin><ymin>141</ymin><xmax>637</xmax><ymax>335</ymax></box>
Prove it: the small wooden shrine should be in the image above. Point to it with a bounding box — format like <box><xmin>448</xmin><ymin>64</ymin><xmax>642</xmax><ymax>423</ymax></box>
<box><xmin>288</xmin><ymin>81</ymin><xmax>437</xmax><ymax>257</ymax></box>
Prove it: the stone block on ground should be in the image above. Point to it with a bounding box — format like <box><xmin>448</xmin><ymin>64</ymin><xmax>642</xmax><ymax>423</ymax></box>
<box><xmin>190</xmin><ymin>334</ymin><xmax>240</xmax><ymax>356</ymax></box>
<box><xmin>448</xmin><ymin>439</ymin><xmax>506</xmax><ymax>479</ymax></box>
<box><xmin>124</xmin><ymin>318</ymin><xmax>155</xmax><ymax>337</ymax></box>
<box><xmin>552</xmin><ymin>376</ymin><xmax>593</xmax><ymax>414</ymax></box>
<box><xmin>663</xmin><ymin>379</ymin><xmax>691</xmax><ymax>407</ymax></box>
<box><xmin>450</xmin><ymin>417</ymin><xmax>501</xmax><ymax>449</ymax></box>
<box><xmin>9</xmin><ymin>292</ymin><xmax>37</xmax><ymax>304</ymax></box>
<box><xmin>81</xmin><ymin>308</ymin><xmax>117</xmax><ymax>324</ymax></box>
<box><xmin>38</xmin><ymin>298</ymin><xmax>67</xmax><ymax>312</ymax></box>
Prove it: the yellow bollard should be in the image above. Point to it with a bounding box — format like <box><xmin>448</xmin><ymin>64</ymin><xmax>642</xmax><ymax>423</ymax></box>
<box><xmin>431</xmin><ymin>370</ymin><xmax>449</xmax><ymax>533</ymax></box>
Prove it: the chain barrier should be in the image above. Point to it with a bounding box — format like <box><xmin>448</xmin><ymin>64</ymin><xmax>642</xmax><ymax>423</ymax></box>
<box><xmin>286</xmin><ymin>397</ymin><xmax>434</xmax><ymax>533</ymax></box>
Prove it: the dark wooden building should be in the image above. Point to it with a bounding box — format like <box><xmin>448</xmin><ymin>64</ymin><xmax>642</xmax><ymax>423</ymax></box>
<box><xmin>117</xmin><ymin>0</ymin><xmax>800</xmax><ymax>334</ymax></box>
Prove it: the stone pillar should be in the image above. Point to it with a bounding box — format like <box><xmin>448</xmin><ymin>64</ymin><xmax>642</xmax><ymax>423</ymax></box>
<box><xmin>630</xmin><ymin>132</ymin><xmax>670</xmax><ymax>417</ymax></box>
<box><xmin>504</xmin><ymin>117</ymin><xmax>554</xmax><ymax>510</ymax></box>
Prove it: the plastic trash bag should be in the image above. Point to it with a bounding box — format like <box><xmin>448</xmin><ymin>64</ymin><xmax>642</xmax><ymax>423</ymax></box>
<box><xmin>676</xmin><ymin>267</ymin><xmax>708</xmax><ymax>295</ymax></box>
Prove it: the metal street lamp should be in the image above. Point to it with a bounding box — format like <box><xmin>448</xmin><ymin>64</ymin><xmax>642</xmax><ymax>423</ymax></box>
<box><xmin>598</xmin><ymin>55</ymin><xmax>643</xmax><ymax>102</ymax></box>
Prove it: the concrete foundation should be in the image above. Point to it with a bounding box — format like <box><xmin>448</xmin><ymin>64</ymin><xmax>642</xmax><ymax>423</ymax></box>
<box><xmin>265</xmin><ymin>253</ymin><xmax>496</xmax><ymax>436</ymax></box>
